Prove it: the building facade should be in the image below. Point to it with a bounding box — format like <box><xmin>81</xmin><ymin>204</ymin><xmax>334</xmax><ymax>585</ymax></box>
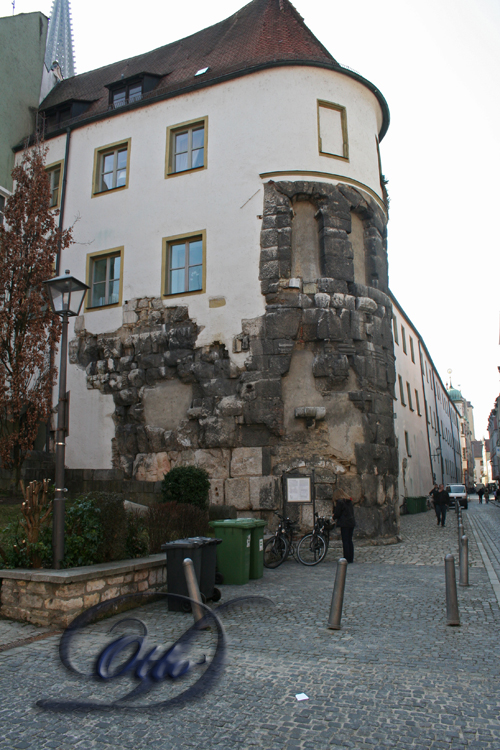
<box><xmin>448</xmin><ymin>387</ymin><xmax>475</xmax><ymax>488</ymax></box>
<box><xmin>391</xmin><ymin>295</ymin><xmax>461</xmax><ymax>501</ymax></box>
<box><xmin>19</xmin><ymin>0</ymin><xmax>402</xmax><ymax>537</ymax></box>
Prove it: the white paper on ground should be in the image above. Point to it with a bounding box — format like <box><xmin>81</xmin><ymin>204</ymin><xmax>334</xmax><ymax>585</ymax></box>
<box><xmin>295</xmin><ymin>693</ymin><xmax>309</xmax><ymax>701</ymax></box>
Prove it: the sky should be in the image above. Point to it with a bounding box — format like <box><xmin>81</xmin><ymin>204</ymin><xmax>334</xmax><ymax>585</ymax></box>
<box><xmin>2</xmin><ymin>0</ymin><xmax>500</xmax><ymax>437</ymax></box>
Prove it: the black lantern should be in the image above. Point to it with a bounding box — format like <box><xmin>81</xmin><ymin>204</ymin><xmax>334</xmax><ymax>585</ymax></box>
<box><xmin>44</xmin><ymin>270</ymin><xmax>89</xmax><ymax>316</ymax></box>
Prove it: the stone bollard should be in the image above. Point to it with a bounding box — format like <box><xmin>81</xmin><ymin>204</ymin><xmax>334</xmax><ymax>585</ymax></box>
<box><xmin>328</xmin><ymin>558</ymin><xmax>348</xmax><ymax>630</ymax></box>
<box><xmin>445</xmin><ymin>554</ymin><xmax>460</xmax><ymax>626</ymax></box>
<box><xmin>460</xmin><ymin>536</ymin><xmax>469</xmax><ymax>587</ymax></box>
<box><xmin>183</xmin><ymin>557</ymin><xmax>209</xmax><ymax>629</ymax></box>
<box><xmin>458</xmin><ymin>522</ymin><xmax>464</xmax><ymax>549</ymax></box>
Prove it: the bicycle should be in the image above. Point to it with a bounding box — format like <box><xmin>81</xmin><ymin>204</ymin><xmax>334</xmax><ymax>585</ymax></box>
<box><xmin>296</xmin><ymin>512</ymin><xmax>334</xmax><ymax>566</ymax></box>
<box><xmin>263</xmin><ymin>512</ymin><xmax>298</xmax><ymax>568</ymax></box>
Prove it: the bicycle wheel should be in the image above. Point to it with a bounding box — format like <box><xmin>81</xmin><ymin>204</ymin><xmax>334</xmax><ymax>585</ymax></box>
<box><xmin>297</xmin><ymin>533</ymin><xmax>327</xmax><ymax>566</ymax></box>
<box><xmin>263</xmin><ymin>536</ymin><xmax>288</xmax><ymax>568</ymax></box>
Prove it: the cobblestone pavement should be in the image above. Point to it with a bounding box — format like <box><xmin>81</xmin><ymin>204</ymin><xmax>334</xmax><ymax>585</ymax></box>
<box><xmin>2</xmin><ymin>503</ymin><xmax>500</xmax><ymax>750</ymax></box>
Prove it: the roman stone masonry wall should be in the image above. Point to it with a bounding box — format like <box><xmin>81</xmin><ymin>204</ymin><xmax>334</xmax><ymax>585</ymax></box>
<box><xmin>70</xmin><ymin>180</ymin><xmax>398</xmax><ymax>538</ymax></box>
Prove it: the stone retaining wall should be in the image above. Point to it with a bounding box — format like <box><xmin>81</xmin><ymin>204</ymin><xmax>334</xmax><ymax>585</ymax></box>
<box><xmin>0</xmin><ymin>554</ymin><xmax>166</xmax><ymax>628</ymax></box>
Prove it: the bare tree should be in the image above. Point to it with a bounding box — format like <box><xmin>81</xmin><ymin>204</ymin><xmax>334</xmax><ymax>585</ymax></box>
<box><xmin>0</xmin><ymin>143</ymin><xmax>72</xmax><ymax>487</ymax></box>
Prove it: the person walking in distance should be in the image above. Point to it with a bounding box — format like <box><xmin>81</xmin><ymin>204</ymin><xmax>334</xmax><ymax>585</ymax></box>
<box><xmin>429</xmin><ymin>483</ymin><xmax>440</xmax><ymax>524</ymax></box>
<box><xmin>484</xmin><ymin>487</ymin><xmax>490</xmax><ymax>504</ymax></box>
<box><xmin>478</xmin><ymin>486</ymin><xmax>484</xmax><ymax>504</ymax></box>
<box><xmin>333</xmin><ymin>489</ymin><xmax>356</xmax><ymax>563</ymax></box>
<box><xmin>435</xmin><ymin>484</ymin><xmax>450</xmax><ymax>527</ymax></box>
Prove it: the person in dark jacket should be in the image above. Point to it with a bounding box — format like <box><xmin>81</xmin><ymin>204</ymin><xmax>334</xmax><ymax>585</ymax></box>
<box><xmin>333</xmin><ymin>489</ymin><xmax>356</xmax><ymax>563</ymax></box>
<box><xmin>435</xmin><ymin>484</ymin><xmax>450</xmax><ymax>527</ymax></box>
<box><xmin>429</xmin><ymin>484</ymin><xmax>440</xmax><ymax>523</ymax></box>
<box><xmin>478</xmin><ymin>487</ymin><xmax>484</xmax><ymax>503</ymax></box>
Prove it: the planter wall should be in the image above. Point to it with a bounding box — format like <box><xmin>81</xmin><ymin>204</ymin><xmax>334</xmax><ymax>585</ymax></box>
<box><xmin>0</xmin><ymin>554</ymin><xmax>166</xmax><ymax>628</ymax></box>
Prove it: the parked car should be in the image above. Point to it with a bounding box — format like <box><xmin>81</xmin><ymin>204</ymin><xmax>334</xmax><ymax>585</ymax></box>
<box><xmin>446</xmin><ymin>484</ymin><xmax>468</xmax><ymax>509</ymax></box>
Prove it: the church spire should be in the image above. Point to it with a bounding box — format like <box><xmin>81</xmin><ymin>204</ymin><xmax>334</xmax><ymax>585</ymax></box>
<box><xmin>44</xmin><ymin>0</ymin><xmax>75</xmax><ymax>79</ymax></box>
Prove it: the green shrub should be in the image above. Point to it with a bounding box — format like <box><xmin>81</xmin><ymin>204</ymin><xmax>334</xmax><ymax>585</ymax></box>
<box><xmin>92</xmin><ymin>492</ymin><xmax>127</xmax><ymax>563</ymax></box>
<box><xmin>209</xmin><ymin>504</ymin><xmax>237</xmax><ymax>521</ymax></box>
<box><xmin>161</xmin><ymin>466</ymin><xmax>210</xmax><ymax>509</ymax></box>
<box><xmin>125</xmin><ymin>511</ymin><xmax>149</xmax><ymax>558</ymax></box>
<box><xmin>63</xmin><ymin>496</ymin><xmax>103</xmax><ymax>568</ymax></box>
<box><xmin>0</xmin><ymin>518</ymin><xmax>52</xmax><ymax>569</ymax></box>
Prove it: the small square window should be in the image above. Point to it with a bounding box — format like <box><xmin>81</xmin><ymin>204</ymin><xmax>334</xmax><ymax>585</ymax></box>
<box><xmin>110</xmin><ymin>81</ymin><xmax>142</xmax><ymax>109</ymax></box>
<box><xmin>46</xmin><ymin>161</ymin><xmax>63</xmax><ymax>208</ymax></box>
<box><xmin>166</xmin><ymin>118</ymin><xmax>207</xmax><ymax>176</ymax></box>
<box><xmin>93</xmin><ymin>140</ymin><xmax>131</xmax><ymax>196</ymax></box>
<box><xmin>86</xmin><ymin>248</ymin><xmax>123</xmax><ymax>309</ymax></box>
<box><xmin>163</xmin><ymin>232</ymin><xmax>205</xmax><ymax>297</ymax></box>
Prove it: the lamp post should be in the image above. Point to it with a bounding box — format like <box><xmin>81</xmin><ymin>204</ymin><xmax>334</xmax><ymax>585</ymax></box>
<box><xmin>44</xmin><ymin>270</ymin><xmax>88</xmax><ymax>569</ymax></box>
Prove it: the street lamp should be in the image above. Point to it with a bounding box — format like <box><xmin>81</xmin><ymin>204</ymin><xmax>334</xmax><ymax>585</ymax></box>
<box><xmin>44</xmin><ymin>270</ymin><xmax>88</xmax><ymax>569</ymax></box>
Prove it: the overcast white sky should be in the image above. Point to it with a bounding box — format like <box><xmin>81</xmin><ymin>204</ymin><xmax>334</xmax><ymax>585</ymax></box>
<box><xmin>3</xmin><ymin>0</ymin><xmax>500</xmax><ymax>436</ymax></box>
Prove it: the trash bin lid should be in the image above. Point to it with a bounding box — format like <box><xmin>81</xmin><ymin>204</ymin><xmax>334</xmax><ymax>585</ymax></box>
<box><xmin>209</xmin><ymin>519</ymin><xmax>255</xmax><ymax>529</ymax></box>
<box><xmin>161</xmin><ymin>537</ymin><xmax>206</xmax><ymax>550</ymax></box>
<box><xmin>236</xmin><ymin>518</ymin><xmax>267</xmax><ymax>527</ymax></box>
<box><xmin>189</xmin><ymin>536</ymin><xmax>222</xmax><ymax>546</ymax></box>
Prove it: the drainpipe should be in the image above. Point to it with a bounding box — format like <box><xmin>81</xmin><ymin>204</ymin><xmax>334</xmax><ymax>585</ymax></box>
<box><xmin>55</xmin><ymin>127</ymin><xmax>71</xmax><ymax>275</ymax></box>
<box><xmin>47</xmin><ymin>127</ymin><xmax>71</xmax><ymax>452</ymax></box>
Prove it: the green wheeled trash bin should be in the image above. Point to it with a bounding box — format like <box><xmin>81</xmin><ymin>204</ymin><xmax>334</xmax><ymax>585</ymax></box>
<box><xmin>209</xmin><ymin>519</ymin><xmax>255</xmax><ymax>585</ymax></box>
<box><xmin>237</xmin><ymin>519</ymin><xmax>267</xmax><ymax>579</ymax></box>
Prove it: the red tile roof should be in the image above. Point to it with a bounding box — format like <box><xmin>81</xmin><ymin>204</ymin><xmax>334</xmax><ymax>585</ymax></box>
<box><xmin>38</xmin><ymin>0</ymin><xmax>389</xmax><ymax>140</ymax></box>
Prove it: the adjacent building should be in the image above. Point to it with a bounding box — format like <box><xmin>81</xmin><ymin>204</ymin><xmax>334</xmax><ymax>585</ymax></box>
<box><xmin>488</xmin><ymin>397</ymin><xmax>500</xmax><ymax>481</ymax></box>
<box><xmin>391</xmin><ymin>295</ymin><xmax>461</xmax><ymax>502</ymax></box>
<box><xmin>448</xmin><ymin>386</ymin><xmax>475</xmax><ymax>488</ymax></box>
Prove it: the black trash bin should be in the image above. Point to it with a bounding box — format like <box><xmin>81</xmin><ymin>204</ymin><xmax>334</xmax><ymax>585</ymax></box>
<box><xmin>161</xmin><ymin>537</ymin><xmax>221</xmax><ymax>612</ymax></box>
<box><xmin>189</xmin><ymin>536</ymin><xmax>222</xmax><ymax>602</ymax></box>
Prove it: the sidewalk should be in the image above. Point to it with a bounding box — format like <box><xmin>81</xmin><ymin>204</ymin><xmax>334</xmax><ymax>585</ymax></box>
<box><xmin>1</xmin><ymin>505</ymin><xmax>500</xmax><ymax>749</ymax></box>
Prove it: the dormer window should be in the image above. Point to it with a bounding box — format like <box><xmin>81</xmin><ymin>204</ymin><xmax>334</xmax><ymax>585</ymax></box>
<box><xmin>106</xmin><ymin>73</ymin><xmax>163</xmax><ymax>110</ymax></box>
<box><xmin>111</xmin><ymin>81</ymin><xmax>143</xmax><ymax>109</ymax></box>
<box><xmin>41</xmin><ymin>100</ymin><xmax>93</xmax><ymax>132</ymax></box>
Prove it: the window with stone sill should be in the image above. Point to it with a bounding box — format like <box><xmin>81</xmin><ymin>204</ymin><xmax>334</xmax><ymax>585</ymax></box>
<box><xmin>166</xmin><ymin>118</ymin><xmax>207</xmax><ymax>176</ymax></box>
<box><xmin>0</xmin><ymin>194</ymin><xmax>5</xmax><ymax>225</ymax></box>
<box><xmin>93</xmin><ymin>140</ymin><xmax>131</xmax><ymax>195</ymax></box>
<box><xmin>163</xmin><ymin>233</ymin><xmax>205</xmax><ymax>297</ymax></box>
<box><xmin>87</xmin><ymin>249</ymin><xmax>122</xmax><ymax>309</ymax></box>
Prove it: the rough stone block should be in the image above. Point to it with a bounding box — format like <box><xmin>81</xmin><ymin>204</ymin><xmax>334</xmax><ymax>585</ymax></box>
<box><xmin>265</xmin><ymin>309</ymin><xmax>301</xmax><ymax>339</ymax></box>
<box><xmin>317</xmin><ymin>310</ymin><xmax>342</xmax><ymax>341</ymax></box>
<box><xmin>209</xmin><ymin>478</ymin><xmax>225</xmax><ymax>505</ymax></box>
<box><xmin>357</xmin><ymin>297</ymin><xmax>378</xmax><ymax>313</ymax></box>
<box><xmin>224</xmin><ymin>478</ymin><xmax>250</xmax><ymax>509</ymax></box>
<box><xmin>231</xmin><ymin>447</ymin><xmax>263</xmax><ymax>477</ymax></box>
<box><xmin>86</xmin><ymin>579</ymin><xmax>106</xmax><ymax>592</ymax></box>
<box><xmin>193</xmin><ymin>448</ymin><xmax>231</xmax><ymax>478</ymax></box>
<box><xmin>249</xmin><ymin>476</ymin><xmax>280</xmax><ymax>510</ymax></box>
<box><xmin>101</xmin><ymin>587</ymin><xmax>121</xmax><ymax>602</ymax></box>
<box><xmin>84</xmin><ymin>593</ymin><xmax>100</xmax><ymax>608</ymax></box>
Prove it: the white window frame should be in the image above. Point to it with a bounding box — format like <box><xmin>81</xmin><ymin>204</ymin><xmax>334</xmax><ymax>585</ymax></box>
<box><xmin>46</xmin><ymin>161</ymin><xmax>63</xmax><ymax>208</ymax></box>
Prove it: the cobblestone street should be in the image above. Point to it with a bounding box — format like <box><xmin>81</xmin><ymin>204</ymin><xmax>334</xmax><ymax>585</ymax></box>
<box><xmin>1</xmin><ymin>500</ymin><xmax>500</xmax><ymax>750</ymax></box>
